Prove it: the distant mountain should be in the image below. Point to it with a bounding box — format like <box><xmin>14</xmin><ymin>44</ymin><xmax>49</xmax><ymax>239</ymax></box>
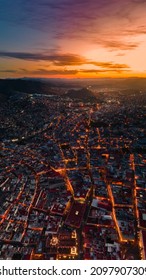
<box><xmin>1</xmin><ymin>77</ymin><xmax>146</xmax><ymax>103</ymax></box>
<box><xmin>61</xmin><ymin>77</ymin><xmax>146</xmax><ymax>90</ymax></box>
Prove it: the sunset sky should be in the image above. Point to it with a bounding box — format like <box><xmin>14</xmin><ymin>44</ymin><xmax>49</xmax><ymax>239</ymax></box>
<box><xmin>0</xmin><ymin>0</ymin><xmax>146</xmax><ymax>78</ymax></box>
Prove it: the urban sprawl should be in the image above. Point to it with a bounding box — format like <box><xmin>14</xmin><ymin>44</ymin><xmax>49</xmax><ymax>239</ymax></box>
<box><xmin>0</xmin><ymin>88</ymin><xmax>146</xmax><ymax>260</ymax></box>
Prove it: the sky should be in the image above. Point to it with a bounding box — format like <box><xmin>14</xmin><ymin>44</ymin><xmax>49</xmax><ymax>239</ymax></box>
<box><xmin>0</xmin><ymin>0</ymin><xmax>146</xmax><ymax>79</ymax></box>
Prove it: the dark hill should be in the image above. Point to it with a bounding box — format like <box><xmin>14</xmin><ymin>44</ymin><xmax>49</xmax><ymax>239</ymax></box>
<box><xmin>65</xmin><ymin>88</ymin><xmax>97</xmax><ymax>102</ymax></box>
<box><xmin>0</xmin><ymin>79</ymin><xmax>56</xmax><ymax>102</ymax></box>
<box><xmin>65</xmin><ymin>88</ymin><xmax>104</xmax><ymax>103</ymax></box>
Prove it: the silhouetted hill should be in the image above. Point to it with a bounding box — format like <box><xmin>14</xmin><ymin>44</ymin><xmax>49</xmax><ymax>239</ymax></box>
<box><xmin>0</xmin><ymin>79</ymin><xmax>56</xmax><ymax>102</ymax></box>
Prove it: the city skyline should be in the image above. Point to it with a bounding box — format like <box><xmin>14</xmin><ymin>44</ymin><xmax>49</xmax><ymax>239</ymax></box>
<box><xmin>0</xmin><ymin>0</ymin><xmax>146</xmax><ymax>79</ymax></box>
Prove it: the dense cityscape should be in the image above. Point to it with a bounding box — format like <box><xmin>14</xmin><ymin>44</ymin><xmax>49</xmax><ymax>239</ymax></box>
<box><xmin>0</xmin><ymin>81</ymin><xmax>146</xmax><ymax>260</ymax></box>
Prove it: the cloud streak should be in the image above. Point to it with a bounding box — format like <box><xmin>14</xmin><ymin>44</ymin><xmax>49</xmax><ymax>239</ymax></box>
<box><xmin>0</xmin><ymin>69</ymin><xmax>17</xmax><ymax>73</ymax></box>
<box><xmin>15</xmin><ymin>67</ymin><xmax>130</xmax><ymax>76</ymax></box>
<box><xmin>0</xmin><ymin>51</ymin><xmax>130</xmax><ymax>70</ymax></box>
